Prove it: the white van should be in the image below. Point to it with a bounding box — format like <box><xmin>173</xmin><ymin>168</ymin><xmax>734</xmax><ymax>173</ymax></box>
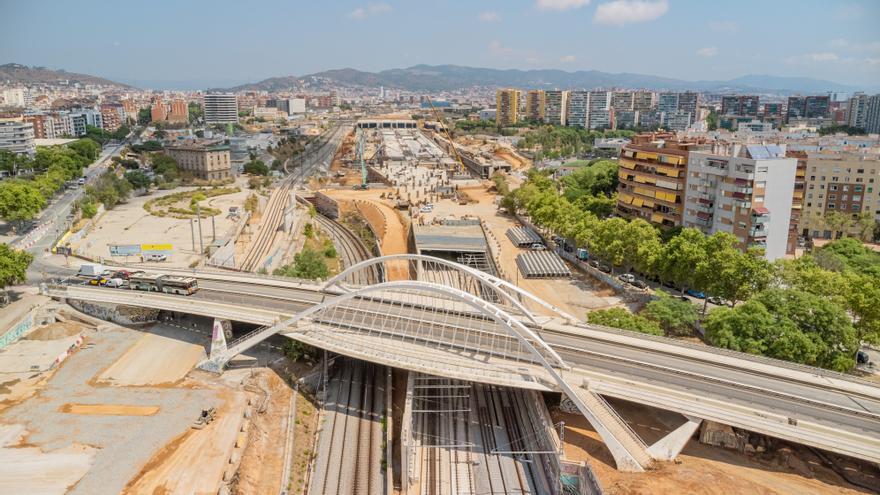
<box><xmin>144</xmin><ymin>253</ymin><xmax>167</xmax><ymax>262</ymax></box>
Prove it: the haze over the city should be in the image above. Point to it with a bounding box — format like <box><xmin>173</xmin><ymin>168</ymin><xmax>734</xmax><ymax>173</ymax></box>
<box><xmin>3</xmin><ymin>0</ymin><xmax>880</xmax><ymax>89</ymax></box>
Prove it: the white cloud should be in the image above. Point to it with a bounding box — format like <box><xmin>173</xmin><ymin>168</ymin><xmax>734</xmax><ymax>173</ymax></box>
<box><xmin>866</xmin><ymin>58</ymin><xmax>880</xmax><ymax>66</ymax></box>
<box><xmin>594</xmin><ymin>0</ymin><xmax>668</xmax><ymax>26</ymax></box>
<box><xmin>559</xmin><ymin>55</ymin><xmax>577</xmax><ymax>63</ymax></box>
<box><xmin>478</xmin><ymin>11</ymin><xmax>500</xmax><ymax>23</ymax></box>
<box><xmin>488</xmin><ymin>40</ymin><xmax>514</xmax><ymax>57</ymax></box>
<box><xmin>785</xmin><ymin>52</ymin><xmax>840</xmax><ymax>65</ymax></box>
<box><xmin>536</xmin><ymin>0</ymin><xmax>591</xmax><ymax>11</ymax></box>
<box><xmin>707</xmin><ymin>20</ymin><xmax>737</xmax><ymax>33</ymax></box>
<box><xmin>696</xmin><ymin>46</ymin><xmax>718</xmax><ymax>57</ymax></box>
<box><xmin>348</xmin><ymin>2</ymin><xmax>392</xmax><ymax>20</ymax></box>
<box><xmin>829</xmin><ymin>38</ymin><xmax>880</xmax><ymax>53</ymax></box>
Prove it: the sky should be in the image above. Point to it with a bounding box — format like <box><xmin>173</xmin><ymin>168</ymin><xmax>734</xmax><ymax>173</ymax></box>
<box><xmin>2</xmin><ymin>0</ymin><xmax>879</xmax><ymax>90</ymax></box>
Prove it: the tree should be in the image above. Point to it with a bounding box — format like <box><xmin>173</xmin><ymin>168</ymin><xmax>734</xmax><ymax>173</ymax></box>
<box><xmin>0</xmin><ymin>181</ymin><xmax>46</xmax><ymax>227</ymax></box>
<box><xmin>704</xmin><ymin>288</ymin><xmax>858</xmax><ymax>371</ymax></box>
<box><xmin>243</xmin><ymin>160</ymin><xmax>269</xmax><ymax>176</ymax></box>
<box><xmin>86</xmin><ymin>171</ymin><xmax>131</xmax><ymax>209</ymax></box>
<box><xmin>188</xmin><ymin>102</ymin><xmax>203</xmax><ymax>124</ymax></box>
<box><xmin>587</xmin><ymin>308</ymin><xmax>663</xmax><ymax>335</ymax></box>
<box><xmin>823</xmin><ymin>211</ymin><xmax>853</xmax><ymax>239</ymax></box>
<box><xmin>842</xmin><ymin>272</ymin><xmax>880</xmax><ymax>346</ymax></box>
<box><xmin>244</xmin><ymin>193</ymin><xmax>259</xmax><ymax>214</ymax></box>
<box><xmin>137</xmin><ymin>107</ymin><xmax>152</xmax><ymax>126</ymax></box>
<box><xmin>124</xmin><ymin>170</ymin><xmax>151</xmax><ymax>190</ymax></box>
<box><xmin>273</xmin><ymin>246</ymin><xmax>329</xmax><ymax>280</ymax></box>
<box><xmin>641</xmin><ymin>294</ymin><xmax>698</xmax><ymax>336</ymax></box>
<box><xmin>80</xmin><ymin>200</ymin><xmax>98</xmax><ymax>219</ymax></box>
<box><xmin>0</xmin><ymin>243</ymin><xmax>33</xmax><ymax>288</ymax></box>
<box><xmin>655</xmin><ymin>228</ymin><xmax>708</xmax><ymax>292</ymax></box>
<box><xmin>150</xmin><ymin>154</ymin><xmax>179</xmax><ymax>182</ymax></box>
<box><xmin>0</xmin><ymin>150</ymin><xmax>33</xmax><ymax>176</ymax></box>
<box><xmin>706</xmin><ymin>109</ymin><xmax>719</xmax><ymax>131</ymax></box>
<box><xmin>67</xmin><ymin>138</ymin><xmax>100</xmax><ymax>161</ymax></box>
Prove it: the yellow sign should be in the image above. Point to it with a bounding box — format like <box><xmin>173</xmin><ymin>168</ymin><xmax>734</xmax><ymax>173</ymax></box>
<box><xmin>141</xmin><ymin>244</ymin><xmax>173</xmax><ymax>251</ymax></box>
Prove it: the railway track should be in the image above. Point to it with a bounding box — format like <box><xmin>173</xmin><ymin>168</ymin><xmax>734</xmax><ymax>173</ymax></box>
<box><xmin>314</xmin><ymin>214</ymin><xmax>378</xmax><ymax>285</ymax></box>
<box><xmin>310</xmin><ymin>359</ymin><xmax>385</xmax><ymax>495</ymax></box>
<box><xmin>238</xmin><ymin>179</ymin><xmax>292</xmax><ymax>272</ymax></box>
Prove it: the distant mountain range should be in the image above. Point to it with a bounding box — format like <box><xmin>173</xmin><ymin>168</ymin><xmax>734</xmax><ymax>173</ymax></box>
<box><xmin>0</xmin><ymin>63</ymin><xmax>131</xmax><ymax>88</ymax></box>
<box><xmin>225</xmin><ymin>64</ymin><xmax>868</xmax><ymax>95</ymax></box>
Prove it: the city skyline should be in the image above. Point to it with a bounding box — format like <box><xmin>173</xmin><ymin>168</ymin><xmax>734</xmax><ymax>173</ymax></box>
<box><xmin>3</xmin><ymin>0</ymin><xmax>879</xmax><ymax>89</ymax></box>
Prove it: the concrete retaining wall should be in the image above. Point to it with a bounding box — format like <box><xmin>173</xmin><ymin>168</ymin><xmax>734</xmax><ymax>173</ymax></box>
<box><xmin>67</xmin><ymin>299</ymin><xmax>160</xmax><ymax>325</ymax></box>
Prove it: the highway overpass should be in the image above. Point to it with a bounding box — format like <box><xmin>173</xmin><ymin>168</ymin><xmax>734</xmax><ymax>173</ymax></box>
<box><xmin>44</xmin><ymin>256</ymin><xmax>880</xmax><ymax>471</ymax></box>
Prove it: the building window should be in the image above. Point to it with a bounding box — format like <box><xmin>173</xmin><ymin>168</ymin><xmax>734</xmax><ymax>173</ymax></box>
<box><xmin>829</xmin><ymin>194</ymin><xmax>837</xmax><ymax>200</ymax></box>
<box><xmin>830</xmin><ymin>185</ymin><xmax>838</xmax><ymax>191</ymax></box>
<box><xmin>810</xmin><ymin>175</ymin><xmax>816</xmax><ymax>180</ymax></box>
<box><xmin>828</xmin><ymin>203</ymin><xmax>835</xmax><ymax>209</ymax></box>
<box><xmin>852</xmin><ymin>204</ymin><xmax>860</xmax><ymax>210</ymax></box>
<box><xmin>858</xmin><ymin>169</ymin><xmax>865</xmax><ymax>174</ymax></box>
<box><xmin>807</xmin><ymin>193</ymin><xmax>813</xmax><ymax>199</ymax></box>
<box><xmin>843</xmin><ymin>185</ymin><xmax>849</xmax><ymax>191</ymax></box>
<box><xmin>807</xmin><ymin>202</ymin><xmax>812</xmax><ymax>207</ymax></box>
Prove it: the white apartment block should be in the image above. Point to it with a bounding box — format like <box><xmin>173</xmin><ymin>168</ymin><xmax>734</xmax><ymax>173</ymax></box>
<box><xmin>0</xmin><ymin>117</ymin><xmax>36</xmax><ymax>157</ymax></box>
<box><xmin>683</xmin><ymin>144</ymin><xmax>797</xmax><ymax>261</ymax></box>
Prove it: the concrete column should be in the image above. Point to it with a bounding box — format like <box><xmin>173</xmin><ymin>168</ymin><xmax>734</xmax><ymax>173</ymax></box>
<box><xmin>209</xmin><ymin>318</ymin><xmax>231</xmax><ymax>359</ymax></box>
<box><xmin>647</xmin><ymin>415</ymin><xmax>703</xmax><ymax>461</ymax></box>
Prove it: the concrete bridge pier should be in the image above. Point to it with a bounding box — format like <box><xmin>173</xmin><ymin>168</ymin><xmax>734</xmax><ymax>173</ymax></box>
<box><xmin>646</xmin><ymin>416</ymin><xmax>703</xmax><ymax>461</ymax></box>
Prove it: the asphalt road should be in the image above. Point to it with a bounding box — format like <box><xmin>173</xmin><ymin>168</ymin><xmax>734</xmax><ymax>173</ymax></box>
<box><xmin>61</xmin><ymin>276</ymin><xmax>876</xmax><ymax>437</ymax></box>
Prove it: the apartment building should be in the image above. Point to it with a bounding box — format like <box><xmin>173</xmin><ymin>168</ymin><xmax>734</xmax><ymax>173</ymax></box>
<box><xmin>495</xmin><ymin>88</ymin><xmax>521</xmax><ymax>126</ymax></box>
<box><xmin>632</xmin><ymin>91</ymin><xmax>654</xmax><ymax>112</ymax></box>
<box><xmin>611</xmin><ymin>92</ymin><xmax>633</xmax><ymax>111</ymax></box>
<box><xmin>203</xmin><ymin>93</ymin><xmax>239</xmax><ymax>125</ymax></box>
<box><xmin>786</xmin><ymin>95</ymin><xmax>830</xmax><ymax>122</ymax></box>
<box><xmin>865</xmin><ymin>94</ymin><xmax>880</xmax><ymax>134</ymax></box>
<box><xmin>617</xmin><ymin>133</ymin><xmax>705</xmax><ymax>228</ymax></box>
<box><xmin>544</xmin><ymin>90</ymin><xmax>568</xmax><ymax>126</ymax></box>
<box><xmin>165</xmin><ymin>141</ymin><xmax>232</xmax><ymax>180</ymax></box>
<box><xmin>525</xmin><ymin>90</ymin><xmax>545</xmax><ymax>121</ymax></box>
<box><xmin>847</xmin><ymin>93</ymin><xmax>869</xmax><ymax>129</ymax></box>
<box><xmin>683</xmin><ymin>144</ymin><xmax>797</xmax><ymax>260</ymax></box>
<box><xmin>677</xmin><ymin>92</ymin><xmax>699</xmax><ymax>124</ymax></box>
<box><xmin>168</xmin><ymin>99</ymin><xmax>189</xmax><ymax>122</ymax></box>
<box><xmin>566</xmin><ymin>91</ymin><xmax>588</xmax><ymax>128</ymax></box>
<box><xmin>100</xmin><ymin>103</ymin><xmax>124</xmax><ymax>131</ymax></box>
<box><xmin>0</xmin><ymin>117</ymin><xmax>36</xmax><ymax>157</ymax></box>
<box><xmin>588</xmin><ymin>90</ymin><xmax>611</xmax><ymax>129</ymax></box>
<box><xmin>151</xmin><ymin>100</ymin><xmax>168</xmax><ymax>122</ymax></box>
<box><xmin>721</xmin><ymin>95</ymin><xmax>760</xmax><ymax>117</ymax></box>
<box><xmin>786</xmin><ymin>151</ymin><xmax>807</xmax><ymax>254</ymax></box>
<box><xmin>800</xmin><ymin>152</ymin><xmax>880</xmax><ymax>239</ymax></box>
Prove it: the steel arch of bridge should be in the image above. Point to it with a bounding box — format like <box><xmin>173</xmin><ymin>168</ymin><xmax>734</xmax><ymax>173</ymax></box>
<box><xmin>219</xmin><ymin>280</ymin><xmax>570</xmax><ymax>373</ymax></box>
<box><xmin>322</xmin><ymin>253</ymin><xmax>577</xmax><ymax>324</ymax></box>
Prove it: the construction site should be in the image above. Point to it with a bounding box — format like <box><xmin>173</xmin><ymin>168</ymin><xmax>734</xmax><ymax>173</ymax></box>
<box><xmin>4</xmin><ymin>115</ymin><xmax>878</xmax><ymax>495</ymax></box>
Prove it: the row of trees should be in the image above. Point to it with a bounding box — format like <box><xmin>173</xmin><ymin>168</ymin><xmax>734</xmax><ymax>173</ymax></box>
<box><xmin>506</xmin><ymin>170</ymin><xmax>880</xmax><ymax>371</ymax></box>
<box><xmin>515</xmin><ymin>126</ymin><xmax>636</xmax><ymax>160</ymax></box>
<box><xmin>0</xmin><ymin>139</ymin><xmax>101</xmax><ymax>229</ymax></box>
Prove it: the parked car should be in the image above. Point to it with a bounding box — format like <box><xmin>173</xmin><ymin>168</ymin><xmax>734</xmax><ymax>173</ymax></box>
<box><xmin>144</xmin><ymin>253</ymin><xmax>167</xmax><ymax>262</ymax></box>
<box><xmin>857</xmin><ymin>350</ymin><xmax>870</xmax><ymax>365</ymax></box>
<box><xmin>588</xmin><ymin>260</ymin><xmax>600</xmax><ymax>268</ymax></box>
<box><xmin>618</xmin><ymin>273</ymin><xmax>635</xmax><ymax>283</ymax></box>
<box><xmin>88</xmin><ymin>276</ymin><xmax>109</xmax><ymax>286</ymax></box>
<box><xmin>597</xmin><ymin>264</ymin><xmax>612</xmax><ymax>273</ymax></box>
<box><xmin>630</xmin><ymin>279</ymin><xmax>648</xmax><ymax>289</ymax></box>
<box><xmin>530</xmin><ymin>243</ymin><xmax>546</xmax><ymax>251</ymax></box>
<box><xmin>419</xmin><ymin>206</ymin><xmax>432</xmax><ymax>213</ymax></box>
<box><xmin>707</xmin><ymin>295</ymin><xmax>732</xmax><ymax>307</ymax></box>
<box><xmin>112</xmin><ymin>270</ymin><xmax>140</xmax><ymax>280</ymax></box>
<box><xmin>686</xmin><ymin>289</ymin><xmax>706</xmax><ymax>299</ymax></box>
<box><xmin>104</xmin><ymin>277</ymin><xmax>127</xmax><ymax>288</ymax></box>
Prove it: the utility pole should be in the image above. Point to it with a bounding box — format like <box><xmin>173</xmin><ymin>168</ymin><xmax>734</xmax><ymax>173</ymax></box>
<box><xmin>211</xmin><ymin>215</ymin><xmax>216</xmax><ymax>242</ymax></box>
<box><xmin>196</xmin><ymin>205</ymin><xmax>204</xmax><ymax>254</ymax></box>
<box><xmin>190</xmin><ymin>218</ymin><xmax>196</xmax><ymax>252</ymax></box>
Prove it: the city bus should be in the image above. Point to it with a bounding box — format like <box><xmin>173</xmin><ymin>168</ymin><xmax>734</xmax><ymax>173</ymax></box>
<box><xmin>128</xmin><ymin>273</ymin><xmax>200</xmax><ymax>295</ymax></box>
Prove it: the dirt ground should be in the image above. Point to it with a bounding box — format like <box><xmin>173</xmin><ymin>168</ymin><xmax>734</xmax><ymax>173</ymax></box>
<box><xmin>321</xmin><ymin>188</ymin><xmax>411</xmax><ymax>280</ymax></box>
<box><xmin>425</xmin><ymin>183</ymin><xmax>626</xmax><ymax>318</ymax></box>
<box><xmin>0</xmin><ymin>424</ymin><xmax>95</xmax><ymax>495</ymax></box>
<box><xmin>551</xmin><ymin>398</ymin><xmax>873</xmax><ymax>495</ymax></box>
<box><xmin>59</xmin><ymin>403</ymin><xmax>159</xmax><ymax>415</ymax></box>
<box><xmin>70</xmin><ymin>177</ymin><xmax>251</xmax><ymax>268</ymax></box>
<box><xmin>122</xmin><ymin>380</ymin><xmax>248</xmax><ymax>495</ymax></box>
<box><xmin>96</xmin><ymin>331</ymin><xmax>206</xmax><ymax>386</ymax></box>
<box><xmin>234</xmin><ymin>368</ymin><xmax>293</xmax><ymax>495</ymax></box>
<box><xmin>494</xmin><ymin>147</ymin><xmax>531</xmax><ymax>170</ymax></box>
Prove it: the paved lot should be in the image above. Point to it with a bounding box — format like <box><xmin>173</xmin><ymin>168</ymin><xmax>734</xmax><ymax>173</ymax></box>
<box><xmin>0</xmin><ymin>321</ymin><xmax>221</xmax><ymax>495</ymax></box>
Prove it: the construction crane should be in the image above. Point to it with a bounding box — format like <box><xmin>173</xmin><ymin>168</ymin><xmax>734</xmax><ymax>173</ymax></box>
<box><xmin>425</xmin><ymin>95</ymin><xmax>466</xmax><ymax>175</ymax></box>
<box><xmin>352</xmin><ymin>129</ymin><xmax>369</xmax><ymax>190</ymax></box>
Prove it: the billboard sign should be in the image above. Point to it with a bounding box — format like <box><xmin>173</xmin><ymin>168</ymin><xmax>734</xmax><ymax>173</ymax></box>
<box><xmin>109</xmin><ymin>244</ymin><xmax>142</xmax><ymax>256</ymax></box>
<box><xmin>141</xmin><ymin>243</ymin><xmax>173</xmax><ymax>253</ymax></box>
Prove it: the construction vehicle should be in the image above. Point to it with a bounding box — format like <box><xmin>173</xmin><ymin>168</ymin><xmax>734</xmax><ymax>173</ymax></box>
<box><xmin>425</xmin><ymin>95</ymin><xmax>467</xmax><ymax>176</ymax></box>
<box><xmin>352</xmin><ymin>129</ymin><xmax>369</xmax><ymax>190</ymax></box>
<box><xmin>192</xmin><ymin>407</ymin><xmax>216</xmax><ymax>429</ymax></box>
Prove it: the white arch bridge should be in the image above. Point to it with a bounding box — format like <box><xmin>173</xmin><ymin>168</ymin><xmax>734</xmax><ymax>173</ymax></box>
<box><xmin>44</xmin><ymin>254</ymin><xmax>880</xmax><ymax>471</ymax></box>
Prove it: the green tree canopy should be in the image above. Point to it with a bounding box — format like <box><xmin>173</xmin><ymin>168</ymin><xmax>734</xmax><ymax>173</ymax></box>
<box><xmin>587</xmin><ymin>307</ymin><xmax>663</xmax><ymax>336</ymax></box>
<box><xmin>0</xmin><ymin>181</ymin><xmax>46</xmax><ymax>225</ymax></box>
<box><xmin>641</xmin><ymin>294</ymin><xmax>699</xmax><ymax>336</ymax></box>
<box><xmin>243</xmin><ymin>160</ymin><xmax>269</xmax><ymax>176</ymax></box>
<box><xmin>124</xmin><ymin>170</ymin><xmax>151</xmax><ymax>190</ymax></box>
<box><xmin>0</xmin><ymin>243</ymin><xmax>33</xmax><ymax>288</ymax></box>
<box><xmin>273</xmin><ymin>246</ymin><xmax>329</xmax><ymax>280</ymax></box>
